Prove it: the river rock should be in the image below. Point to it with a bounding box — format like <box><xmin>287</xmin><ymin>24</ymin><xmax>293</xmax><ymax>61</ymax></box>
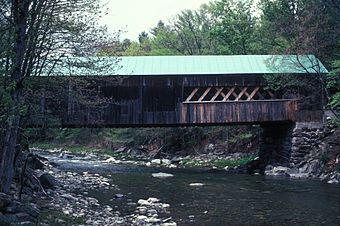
<box><xmin>115</xmin><ymin>194</ymin><xmax>124</xmax><ymax>199</ymax></box>
<box><xmin>104</xmin><ymin>157</ymin><xmax>119</xmax><ymax>163</ymax></box>
<box><xmin>265</xmin><ymin>166</ymin><xmax>289</xmax><ymax>176</ymax></box>
<box><xmin>60</xmin><ymin>194</ymin><xmax>78</xmax><ymax>201</ymax></box>
<box><xmin>58</xmin><ymin>151</ymin><xmax>73</xmax><ymax>159</ymax></box>
<box><xmin>189</xmin><ymin>183</ymin><xmax>205</xmax><ymax>187</ymax></box>
<box><xmin>151</xmin><ymin>159</ymin><xmax>162</xmax><ymax>165</ymax></box>
<box><xmin>138</xmin><ymin>199</ymin><xmax>151</xmax><ymax>206</ymax></box>
<box><xmin>136</xmin><ymin>215</ymin><xmax>148</xmax><ymax>223</ymax></box>
<box><xmin>27</xmin><ymin>154</ymin><xmax>45</xmax><ymax>170</ymax></box>
<box><xmin>147</xmin><ymin>217</ymin><xmax>161</xmax><ymax>223</ymax></box>
<box><xmin>161</xmin><ymin>223</ymin><xmax>177</xmax><ymax>226</ymax></box>
<box><xmin>327</xmin><ymin>179</ymin><xmax>339</xmax><ymax>184</ymax></box>
<box><xmin>39</xmin><ymin>173</ymin><xmax>58</xmax><ymax>189</ymax></box>
<box><xmin>152</xmin><ymin>172</ymin><xmax>174</xmax><ymax>179</ymax></box>
<box><xmin>147</xmin><ymin>197</ymin><xmax>160</xmax><ymax>203</ymax></box>
<box><xmin>162</xmin><ymin>159</ymin><xmax>172</xmax><ymax>166</ymax></box>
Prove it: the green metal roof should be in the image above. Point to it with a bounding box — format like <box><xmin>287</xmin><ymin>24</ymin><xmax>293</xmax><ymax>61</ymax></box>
<box><xmin>46</xmin><ymin>55</ymin><xmax>328</xmax><ymax>76</ymax></box>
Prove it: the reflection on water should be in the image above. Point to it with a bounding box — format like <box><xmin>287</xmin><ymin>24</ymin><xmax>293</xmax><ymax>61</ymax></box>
<box><xmin>84</xmin><ymin>166</ymin><xmax>340</xmax><ymax>226</ymax></box>
<box><xmin>45</xmin><ymin>153</ymin><xmax>340</xmax><ymax>226</ymax></box>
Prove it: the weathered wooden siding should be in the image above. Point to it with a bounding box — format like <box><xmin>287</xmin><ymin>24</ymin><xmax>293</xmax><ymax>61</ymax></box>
<box><xmin>62</xmin><ymin>100</ymin><xmax>297</xmax><ymax>127</ymax></box>
<box><xmin>180</xmin><ymin>100</ymin><xmax>298</xmax><ymax>125</ymax></box>
<box><xmin>27</xmin><ymin>75</ymin><xmax>316</xmax><ymax>127</ymax></box>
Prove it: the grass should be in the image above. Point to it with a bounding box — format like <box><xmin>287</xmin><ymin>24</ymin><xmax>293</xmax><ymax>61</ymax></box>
<box><xmin>180</xmin><ymin>155</ymin><xmax>256</xmax><ymax>169</ymax></box>
<box><xmin>229</xmin><ymin>131</ymin><xmax>254</xmax><ymax>143</ymax></box>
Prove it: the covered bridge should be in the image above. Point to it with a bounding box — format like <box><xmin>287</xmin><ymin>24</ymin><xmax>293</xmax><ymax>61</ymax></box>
<box><xmin>35</xmin><ymin>55</ymin><xmax>327</xmax><ymax>127</ymax></box>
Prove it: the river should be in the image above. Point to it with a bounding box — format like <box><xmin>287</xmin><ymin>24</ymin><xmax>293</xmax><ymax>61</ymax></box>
<box><xmin>49</xmin><ymin>154</ymin><xmax>340</xmax><ymax>226</ymax></box>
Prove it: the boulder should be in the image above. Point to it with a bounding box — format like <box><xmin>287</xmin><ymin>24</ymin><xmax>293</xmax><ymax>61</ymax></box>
<box><xmin>327</xmin><ymin>179</ymin><xmax>339</xmax><ymax>184</ymax></box>
<box><xmin>151</xmin><ymin>159</ymin><xmax>162</xmax><ymax>165</ymax></box>
<box><xmin>39</xmin><ymin>173</ymin><xmax>58</xmax><ymax>189</ymax></box>
<box><xmin>147</xmin><ymin>197</ymin><xmax>160</xmax><ymax>203</ymax></box>
<box><xmin>299</xmin><ymin>160</ymin><xmax>321</xmax><ymax>176</ymax></box>
<box><xmin>137</xmin><ymin>199</ymin><xmax>151</xmax><ymax>206</ymax></box>
<box><xmin>189</xmin><ymin>183</ymin><xmax>205</xmax><ymax>187</ymax></box>
<box><xmin>161</xmin><ymin>159</ymin><xmax>171</xmax><ymax>166</ymax></box>
<box><xmin>58</xmin><ymin>152</ymin><xmax>74</xmax><ymax>159</ymax></box>
<box><xmin>27</xmin><ymin>155</ymin><xmax>45</xmax><ymax>170</ymax></box>
<box><xmin>115</xmin><ymin>194</ymin><xmax>124</xmax><ymax>199</ymax></box>
<box><xmin>265</xmin><ymin>166</ymin><xmax>289</xmax><ymax>176</ymax></box>
<box><xmin>152</xmin><ymin>172</ymin><xmax>174</xmax><ymax>179</ymax></box>
<box><xmin>286</xmin><ymin>167</ymin><xmax>308</xmax><ymax>178</ymax></box>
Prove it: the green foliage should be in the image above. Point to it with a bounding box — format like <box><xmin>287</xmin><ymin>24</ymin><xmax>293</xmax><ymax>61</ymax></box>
<box><xmin>327</xmin><ymin>58</ymin><xmax>340</xmax><ymax>109</ymax></box>
<box><xmin>329</xmin><ymin>92</ymin><xmax>340</xmax><ymax>109</ymax></box>
<box><xmin>229</xmin><ymin>131</ymin><xmax>254</xmax><ymax>144</ymax></box>
<box><xmin>259</xmin><ymin>0</ymin><xmax>340</xmax><ymax>110</ymax></box>
<box><xmin>210</xmin><ymin>0</ymin><xmax>259</xmax><ymax>54</ymax></box>
<box><xmin>180</xmin><ymin>155</ymin><xmax>256</xmax><ymax>168</ymax></box>
<box><xmin>107</xmin><ymin>0</ymin><xmax>265</xmax><ymax>57</ymax></box>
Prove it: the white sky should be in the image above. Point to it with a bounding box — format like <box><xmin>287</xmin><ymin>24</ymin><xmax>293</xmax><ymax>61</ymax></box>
<box><xmin>100</xmin><ymin>0</ymin><xmax>212</xmax><ymax>41</ymax></box>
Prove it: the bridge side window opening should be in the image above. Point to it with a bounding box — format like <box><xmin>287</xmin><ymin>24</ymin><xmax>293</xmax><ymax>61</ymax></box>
<box><xmin>183</xmin><ymin>86</ymin><xmax>280</xmax><ymax>102</ymax></box>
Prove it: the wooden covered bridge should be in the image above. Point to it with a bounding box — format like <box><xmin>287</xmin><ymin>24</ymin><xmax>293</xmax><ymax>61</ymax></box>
<box><xmin>35</xmin><ymin>55</ymin><xmax>327</xmax><ymax>127</ymax></box>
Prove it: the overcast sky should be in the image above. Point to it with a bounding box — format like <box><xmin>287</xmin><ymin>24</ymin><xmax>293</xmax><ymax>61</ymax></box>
<box><xmin>100</xmin><ymin>0</ymin><xmax>212</xmax><ymax>41</ymax></box>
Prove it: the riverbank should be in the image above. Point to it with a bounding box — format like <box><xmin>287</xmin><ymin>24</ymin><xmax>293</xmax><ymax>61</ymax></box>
<box><xmin>0</xmin><ymin>147</ymin><xmax>258</xmax><ymax>225</ymax></box>
<box><xmin>32</xmin><ymin>147</ymin><xmax>257</xmax><ymax>173</ymax></box>
<box><xmin>32</xmin><ymin>121</ymin><xmax>340</xmax><ymax>182</ymax></box>
<box><xmin>0</xmin><ymin>152</ymin><xmax>178</xmax><ymax>225</ymax></box>
<box><xmin>25</xmin><ymin>151</ymin><xmax>340</xmax><ymax>225</ymax></box>
<box><xmin>264</xmin><ymin>122</ymin><xmax>340</xmax><ymax>184</ymax></box>
<box><xmin>2</xmin><ymin>121</ymin><xmax>339</xmax><ymax>225</ymax></box>
<box><xmin>1</xmin><ymin>144</ymin><xmax>340</xmax><ymax>225</ymax></box>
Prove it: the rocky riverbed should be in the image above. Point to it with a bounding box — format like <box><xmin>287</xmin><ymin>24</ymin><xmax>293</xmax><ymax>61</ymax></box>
<box><xmin>0</xmin><ymin>152</ymin><xmax>177</xmax><ymax>226</ymax></box>
<box><xmin>1</xmin><ymin>122</ymin><xmax>338</xmax><ymax>225</ymax></box>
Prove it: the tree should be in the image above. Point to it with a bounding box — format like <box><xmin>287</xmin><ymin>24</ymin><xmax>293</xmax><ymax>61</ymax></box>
<box><xmin>259</xmin><ymin>0</ymin><xmax>340</xmax><ymax>115</ymax></box>
<box><xmin>171</xmin><ymin>7</ymin><xmax>217</xmax><ymax>55</ymax></box>
<box><xmin>0</xmin><ymin>0</ymin><xmax>114</xmax><ymax>193</ymax></box>
<box><xmin>210</xmin><ymin>0</ymin><xmax>260</xmax><ymax>54</ymax></box>
<box><xmin>149</xmin><ymin>21</ymin><xmax>182</xmax><ymax>55</ymax></box>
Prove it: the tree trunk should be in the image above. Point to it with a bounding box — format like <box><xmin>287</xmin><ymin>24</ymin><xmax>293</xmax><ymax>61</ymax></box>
<box><xmin>0</xmin><ymin>91</ymin><xmax>22</xmax><ymax>193</ymax></box>
<box><xmin>0</xmin><ymin>0</ymin><xmax>30</xmax><ymax>193</ymax></box>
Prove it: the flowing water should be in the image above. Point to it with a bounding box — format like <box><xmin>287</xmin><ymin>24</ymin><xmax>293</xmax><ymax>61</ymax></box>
<box><xmin>50</xmin><ymin>155</ymin><xmax>340</xmax><ymax>226</ymax></box>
